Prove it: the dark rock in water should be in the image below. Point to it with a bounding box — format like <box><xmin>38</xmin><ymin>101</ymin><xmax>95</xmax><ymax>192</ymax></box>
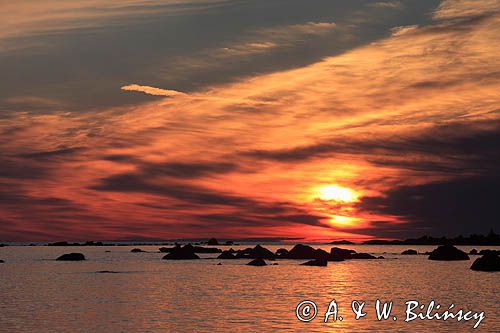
<box><xmin>162</xmin><ymin>244</ymin><xmax>200</xmax><ymax>260</ymax></box>
<box><xmin>217</xmin><ymin>251</ymin><xmax>237</xmax><ymax>259</ymax></box>
<box><xmin>96</xmin><ymin>270</ymin><xmax>120</xmax><ymax>274</ymax></box>
<box><xmin>159</xmin><ymin>247</ymin><xmax>173</xmax><ymax>253</ymax></box>
<box><xmin>377</xmin><ymin>256</ymin><xmax>385</xmax><ymax>259</ymax></box>
<box><xmin>131</xmin><ymin>248</ymin><xmax>145</xmax><ymax>253</ymax></box>
<box><xmin>192</xmin><ymin>246</ymin><xmax>222</xmax><ymax>253</ymax></box>
<box><xmin>330</xmin><ymin>247</ymin><xmax>356</xmax><ymax>260</ymax></box>
<box><xmin>428</xmin><ymin>245</ymin><xmax>469</xmax><ymax>261</ymax></box>
<box><xmin>424</xmin><ymin>251</ymin><xmax>432</xmax><ymax>255</ymax></box>
<box><xmin>478</xmin><ymin>249</ymin><xmax>500</xmax><ymax>256</ymax></box>
<box><xmin>247</xmin><ymin>258</ymin><xmax>267</xmax><ymax>266</ymax></box>
<box><xmin>56</xmin><ymin>253</ymin><xmax>86</xmax><ymax>261</ymax></box>
<box><xmin>0</xmin><ymin>259</ymin><xmax>4</xmax><ymax>263</ymax></box>
<box><xmin>224</xmin><ymin>241</ymin><xmax>234</xmax><ymax>245</ymax></box>
<box><xmin>207</xmin><ymin>238</ymin><xmax>219</xmax><ymax>245</ymax></box>
<box><xmin>276</xmin><ymin>248</ymin><xmax>289</xmax><ymax>257</ymax></box>
<box><xmin>401</xmin><ymin>249</ymin><xmax>418</xmax><ymax>255</ymax></box>
<box><xmin>105</xmin><ymin>251</ymin><xmax>111</xmax><ymax>253</ymax></box>
<box><xmin>0</xmin><ymin>244</ymin><xmax>7</xmax><ymax>247</ymax></box>
<box><xmin>227</xmin><ymin>248</ymin><xmax>236</xmax><ymax>253</ymax></box>
<box><xmin>287</xmin><ymin>244</ymin><xmax>330</xmax><ymax>260</ymax></box>
<box><xmin>301</xmin><ymin>258</ymin><xmax>328</xmax><ymax>267</ymax></box>
<box><xmin>217</xmin><ymin>263</ymin><xmax>222</xmax><ymax>265</ymax></box>
<box><xmin>351</xmin><ymin>253</ymin><xmax>377</xmax><ymax>259</ymax></box>
<box><xmin>288</xmin><ymin>244</ymin><xmax>317</xmax><ymax>259</ymax></box>
<box><xmin>272</xmin><ymin>263</ymin><xmax>278</xmax><ymax>265</ymax></box>
<box><xmin>470</xmin><ymin>253</ymin><xmax>500</xmax><ymax>271</ymax></box>
<box><xmin>469</xmin><ymin>249</ymin><xmax>478</xmax><ymax>255</ymax></box>
<box><xmin>236</xmin><ymin>245</ymin><xmax>275</xmax><ymax>259</ymax></box>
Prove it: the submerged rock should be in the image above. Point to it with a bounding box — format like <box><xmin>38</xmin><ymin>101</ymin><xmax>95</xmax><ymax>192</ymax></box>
<box><xmin>0</xmin><ymin>259</ymin><xmax>4</xmax><ymax>263</ymax></box>
<box><xmin>401</xmin><ymin>249</ymin><xmax>418</xmax><ymax>255</ymax></box>
<box><xmin>301</xmin><ymin>258</ymin><xmax>328</xmax><ymax>267</ymax></box>
<box><xmin>470</xmin><ymin>253</ymin><xmax>500</xmax><ymax>272</ymax></box>
<box><xmin>428</xmin><ymin>245</ymin><xmax>469</xmax><ymax>261</ymax></box>
<box><xmin>96</xmin><ymin>270</ymin><xmax>120</xmax><ymax>274</ymax></box>
<box><xmin>56</xmin><ymin>253</ymin><xmax>86</xmax><ymax>261</ymax></box>
<box><xmin>162</xmin><ymin>244</ymin><xmax>200</xmax><ymax>260</ymax></box>
<box><xmin>217</xmin><ymin>251</ymin><xmax>237</xmax><ymax>259</ymax></box>
<box><xmin>131</xmin><ymin>248</ymin><xmax>145</xmax><ymax>253</ymax></box>
<box><xmin>247</xmin><ymin>258</ymin><xmax>267</xmax><ymax>266</ymax></box>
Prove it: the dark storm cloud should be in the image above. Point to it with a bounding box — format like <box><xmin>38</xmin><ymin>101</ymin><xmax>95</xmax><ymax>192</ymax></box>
<box><xmin>244</xmin><ymin>120</ymin><xmax>500</xmax><ymax>174</ymax></box>
<box><xmin>357</xmin><ymin>175</ymin><xmax>500</xmax><ymax>237</ymax></box>
<box><xmin>90</xmin><ymin>172</ymin><xmax>329</xmax><ymax>229</ymax></box>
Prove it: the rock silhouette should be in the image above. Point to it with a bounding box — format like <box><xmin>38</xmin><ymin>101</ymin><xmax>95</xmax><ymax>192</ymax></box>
<box><xmin>428</xmin><ymin>245</ymin><xmax>469</xmax><ymax>261</ymax></box>
<box><xmin>285</xmin><ymin>244</ymin><xmax>331</xmax><ymax>260</ymax></box>
<box><xmin>301</xmin><ymin>258</ymin><xmax>328</xmax><ymax>266</ymax></box>
<box><xmin>160</xmin><ymin>245</ymin><xmax>221</xmax><ymax>254</ymax></box>
<box><xmin>247</xmin><ymin>258</ymin><xmax>267</xmax><ymax>266</ymax></box>
<box><xmin>276</xmin><ymin>248</ymin><xmax>289</xmax><ymax>257</ymax></box>
<box><xmin>131</xmin><ymin>248</ymin><xmax>145</xmax><ymax>253</ymax></box>
<box><xmin>235</xmin><ymin>245</ymin><xmax>275</xmax><ymax>259</ymax></box>
<box><xmin>401</xmin><ymin>249</ymin><xmax>418</xmax><ymax>255</ymax></box>
<box><xmin>217</xmin><ymin>251</ymin><xmax>237</xmax><ymax>259</ymax></box>
<box><xmin>162</xmin><ymin>244</ymin><xmax>200</xmax><ymax>260</ymax></box>
<box><xmin>469</xmin><ymin>249</ymin><xmax>478</xmax><ymax>255</ymax></box>
<box><xmin>330</xmin><ymin>247</ymin><xmax>356</xmax><ymax>260</ymax></box>
<box><xmin>0</xmin><ymin>259</ymin><xmax>4</xmax><ymax>263</ymax></box>
<box><xmin>207</xmin><ymin>238</ymin><xmax>219</xmax><ymax>245</ymax></box>
<box><xmin>478</xmin><ymin>249</ymin><xmax>499</xmax><ymax>256</ymax></box>
<box><xmin>56</xmin><ymin>253</ymin><xmax>86</xmax><ymax>261</ymax></box>
<box><xmin>351</xmin><ymin>253</ymin><xmax>377</xmax><ymax>259</ymax></box>
<box><xmin>470</xmin><ymin>253</ymin><xmax>500</xmax><ymax>271</ymax></box>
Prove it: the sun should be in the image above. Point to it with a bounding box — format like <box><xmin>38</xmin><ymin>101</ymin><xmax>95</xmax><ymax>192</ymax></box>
<box><xmin>317</xmin><ymin>184</ymin><xmax>358</xmax><ymax>202</ymax></box>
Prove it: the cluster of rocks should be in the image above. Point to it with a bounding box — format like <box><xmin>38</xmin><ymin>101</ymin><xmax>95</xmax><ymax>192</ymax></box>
<box><xmin>215</xmin><ymin>244</ymin><xmax>381</xmax><ymax>267</ymax></box>
<box><xmin>160</xmin><ymin>245</ymin><xmax>222</xmax><ymax>254</ymax></box>
<box><xmin>424</xmin><ymin>244</ymin><xmax>499</xmax><ymax>271</ymax></box>
<box><xmin>49</xmin><ymin>243</ymin><xmax>500</xmax><ymax>272</ymax></box>
<box><xmin>161</xmin><ymin>244</ymin><xmax>201</xmax><ymax>260</ymax></box>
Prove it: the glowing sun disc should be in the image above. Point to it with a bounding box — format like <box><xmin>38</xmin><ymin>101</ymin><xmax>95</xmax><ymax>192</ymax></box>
<box><xmin>317</xmin><ymin>185</ymin><xmax>358</xmax><ymax>202</ymax></box>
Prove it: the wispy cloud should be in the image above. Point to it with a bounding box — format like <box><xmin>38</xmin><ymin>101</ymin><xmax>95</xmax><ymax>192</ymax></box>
<box><xmin>121</xmin><ymin>84</ymin><xmax>187</xmax><ymax>97</ymax></box>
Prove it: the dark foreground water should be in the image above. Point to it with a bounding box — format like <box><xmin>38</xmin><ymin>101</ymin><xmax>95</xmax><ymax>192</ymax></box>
<box><xmin>0</xmin><ymin>245</ymin><xmax>498</xmax><ymax>332</ymax></box>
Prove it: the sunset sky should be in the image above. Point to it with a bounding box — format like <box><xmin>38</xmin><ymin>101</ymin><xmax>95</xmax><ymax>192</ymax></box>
<box><xmin>1</xmin><ymin>0</ymin><xmax>499</xmax><ymax>242</ymax></box>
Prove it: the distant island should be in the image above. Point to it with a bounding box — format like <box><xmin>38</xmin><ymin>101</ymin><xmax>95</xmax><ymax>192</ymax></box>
<box><xmin>330</xmin><ymin>230</ymin><xmax>500</xmax><ymax>246</ymax></box>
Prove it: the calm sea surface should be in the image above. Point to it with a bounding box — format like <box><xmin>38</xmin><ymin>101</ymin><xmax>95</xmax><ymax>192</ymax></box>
<box><xmin>1</xmin><ymin>244</ymin><xmax>499</xmax><ymax>332</ymax></box>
